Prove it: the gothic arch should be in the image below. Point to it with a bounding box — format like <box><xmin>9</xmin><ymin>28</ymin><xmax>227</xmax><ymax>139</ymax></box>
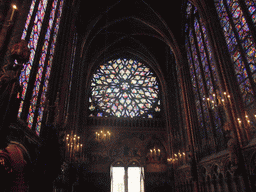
<box><xmin>77</xmin><ymin>1</ymin><xmax>180</xmax><ymax>154</ymax></box>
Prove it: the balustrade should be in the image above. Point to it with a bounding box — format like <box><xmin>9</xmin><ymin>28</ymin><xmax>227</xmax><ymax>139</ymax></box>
<box><xmin>86</xmin><ymin>117</ymin><xmax>165</xmax><ymax>130</ymax></box>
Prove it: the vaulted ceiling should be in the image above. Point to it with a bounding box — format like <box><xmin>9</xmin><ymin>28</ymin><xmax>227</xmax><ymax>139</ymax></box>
<box><xmin>76</xmin><ymin>0</ymin><xmax>184</xmax><ymax>79</ymax></box>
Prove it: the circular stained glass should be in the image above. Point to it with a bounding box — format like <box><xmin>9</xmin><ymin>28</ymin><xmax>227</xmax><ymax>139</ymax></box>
<box><xmin>89</xmin><ymin>58</ymin><xmax>161</xmax><ymax>118</ymax></box>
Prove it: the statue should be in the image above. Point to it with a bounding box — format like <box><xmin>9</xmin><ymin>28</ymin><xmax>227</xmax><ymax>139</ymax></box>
<box><xmin>0</xmin><ymin>40</ymin><xmax>29</xmax><ymax>148</ymax></box>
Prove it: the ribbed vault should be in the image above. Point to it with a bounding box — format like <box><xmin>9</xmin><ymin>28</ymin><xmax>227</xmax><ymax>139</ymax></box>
<box><xmin>78</xmin><ymin>0</ymin><xmax>183</xmax><ymax>121</ymax></box>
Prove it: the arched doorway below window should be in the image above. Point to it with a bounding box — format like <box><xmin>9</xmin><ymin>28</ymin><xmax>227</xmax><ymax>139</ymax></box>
<box><xmin>111</xmin><ymin>161</ymin><xmax>144</xmax><ymax>192</ymax></box>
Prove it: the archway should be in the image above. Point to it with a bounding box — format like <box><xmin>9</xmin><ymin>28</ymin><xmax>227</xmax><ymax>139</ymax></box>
<box><xmin>111</xmin><ymin>161</ymin><xmax>144</xmax><ymax>192</ymax></box>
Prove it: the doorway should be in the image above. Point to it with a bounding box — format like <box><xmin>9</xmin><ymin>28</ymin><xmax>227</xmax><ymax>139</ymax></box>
<box><xmin>111</xmin><ymin>162</ymin><xmax>144</xmax><ymax>192</ymax></box>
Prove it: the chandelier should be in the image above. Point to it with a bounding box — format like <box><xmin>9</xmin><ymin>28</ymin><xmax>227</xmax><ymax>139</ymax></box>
<box><xmin>95</xmin><ymin>129</ymin><xmax>111</xmax><ymax>142</ymax></box>
<box><xmin>150</xmin><ymin>147</ymin><xmax>161</xmax><ymax>158</ymax></box>
<box><xmin>167</xmin><ymin>151</ymin><xmax>186</xmax><ymax>164</ymax></box>
<box><xmin>65</xmin><ymin>132</ymin><xmax>83</xmax><ymax>162</ymax></box>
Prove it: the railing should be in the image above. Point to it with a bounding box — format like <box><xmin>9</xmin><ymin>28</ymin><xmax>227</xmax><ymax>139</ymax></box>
<box><xmin>85</xmin><ymin>117</ymin><xmax>165</xmax><ymax>131</ymax></box>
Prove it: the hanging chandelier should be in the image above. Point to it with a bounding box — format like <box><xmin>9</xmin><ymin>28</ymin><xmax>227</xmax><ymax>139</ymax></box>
<box><xmin>65</xmin><ymin>132</ymin><xmax>83</xmax><ymax>162</ymax></box>
<box><xmin>95</xmin><ymin>129</ymin><xmax>111</xmax><ymax>142</ymax></box>
<box><xmin>167</xmin><ymin>151</ymin><xmax>186</xmax><ymax>164</ymax></box>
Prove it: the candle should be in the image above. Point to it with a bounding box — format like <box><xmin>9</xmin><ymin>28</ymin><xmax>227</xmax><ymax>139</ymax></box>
<box><xmin>107</xmin><ymin>131</ymin><xmax>110</xmax><ymax>140</ymax></box>
<box><xmin>237</xmin><ymin>118</ymin><xmax>242</xmax><ymax>126</ymax></box>
<box><xmin>80</xmin><ymin>144</ymin><xmax>83</xmax><ymax>157</ymax></box>
<box><xmin>221</xmin><ymin>98</ymin><xmax>225</xmax><ymax>105</ymax></box>
<box><xmin>213</xmin><ymin>94</ymin><xmax>216</xmax><ymax>104</ymax></box>
<box><xmin>10</xmin><ymin>5</ymin><xmax>17</xmax><ymax>21</ymax></box>
<box><xmin>227</xmin><ymin>95</ymin><xmax>231</xmax><ymax>104</ymax></box>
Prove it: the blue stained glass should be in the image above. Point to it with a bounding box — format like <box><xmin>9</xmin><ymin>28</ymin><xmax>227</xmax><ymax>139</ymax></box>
<box><xmin>35</xmin><ymin>0</ymin><xmax>64</xmax><ymax>135</ymax></box>
<box><xmin>90</xmin><ymin>58</ymin><xmax>160</xmax><ymax>118</ymax></box>
<box><xmin>27</xmin><ymin>0</ymin><xmax>60</xmax><ymax>129</ymax></box>
<box><xmin>19</xmin><ymin>0</ymin><xmax>49</xmax><ymax>118</ymax></box>
<box><xmin>250</xmin><ymin>64</ymin><xmax>256</xmax><ymax>72</ymax></box>
<box><xmin>215</xmin><ymin>0</ymin><xmax>256</xmax><ymax>106</ymax></box>
<box><xmin>17</xmin><ymin>0</ymin><xmax>64</xmax><ymax>134</ymax></box>
<box><xmin>22</xmin><ymin>0</ymin><xmax>37</xmax><ymax>39</ymax></box>
<box><xmin>186</xmin><ymin>2</ymin><xmax>227</xmax><ymax>151</ymax></box>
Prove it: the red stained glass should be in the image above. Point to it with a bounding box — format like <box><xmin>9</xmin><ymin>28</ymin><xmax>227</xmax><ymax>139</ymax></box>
<box><xmin>18</xmin><ymin>0</ymin><xmax>64</xmax><ymax>135</ymax></box>
<box><xmin>35</xmin><ymin>0</ymin><xmax>64</xmax><ymax>135</ymax></box>
<box><xmin>186</xmin><ymin>2</ymin><xmax>225</xmax><ymax>147</ymax></box>
<box><xmin>215</xmin><ymin>0</ymin><xmax>256</xmax><ymax>106</ymax></box>
<box><xmin>90</xmin><ymin>58</ymin><xmax>160</xmax><ymax>118</ymax></box>
<box><xmin>19</xmin><ymin>0</ymin><xmax>49</xmax><ymax>118</ymax></box>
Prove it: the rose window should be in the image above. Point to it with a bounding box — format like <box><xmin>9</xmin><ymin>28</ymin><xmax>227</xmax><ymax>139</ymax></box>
<box><xmin>89</xmin><ymin>58</ymin><xmax>161</xmax><ymax>118</ymax></box>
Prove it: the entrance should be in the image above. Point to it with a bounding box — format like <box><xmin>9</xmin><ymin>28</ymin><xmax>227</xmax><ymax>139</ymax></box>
<box><xmin>111</xmin><ymin>162</ymin><xmax>144</xmax><ymax>192</ymax></box>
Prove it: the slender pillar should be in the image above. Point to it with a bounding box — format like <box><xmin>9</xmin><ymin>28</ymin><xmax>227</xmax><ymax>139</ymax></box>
<box><xmin>235</xmin><ymin>176</ymin><xmax>246</xmax><ymax>192</ymax></box>
<box><xmin>231</xmin><ymin>176</ymin><xmax>238</xmax><ymax>192</ymax></box>
<box><xmin>223</xmin><ymin>178</ymin><xmax>230</xmax><ymax>192</ymax></box>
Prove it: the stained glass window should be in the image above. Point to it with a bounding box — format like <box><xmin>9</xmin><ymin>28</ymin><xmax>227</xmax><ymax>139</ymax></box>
<box><xmin>245</xmin><ymin>0</ymin><xmax>256</xmax><ymax>25</ymax></box>
<box><xmin>89</xmin><ymin>58</ymin><xmax>161</xmax><ymax>118</ymax></box>
<box><xmin>19</xmin><ymin>0</ymin><xmax>49</xmax><ymax>118</ymax></box>
<box><xmin>215</xmin><ymin>0</ymin><xmax>256</xmax><ymax>107</ymax></box>
<box><xmin>34</xmin><ymin>0</ymin><xmax>64</xmax><ymax>135</ymax></box>
<box><xmin>185</xmin><ymin>2</ymin><xmax>225</xmax><ymax>155</ymax></box>
<box><xmin>18</xmin><ymin>0</ymin><xmax>64</xmax><ymax>135</ymax></box>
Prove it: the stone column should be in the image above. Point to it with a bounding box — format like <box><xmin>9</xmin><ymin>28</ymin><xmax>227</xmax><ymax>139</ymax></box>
<box><xmin>210</xmin><ymin>180</ymin><xmax>216</xmax><ymax>192</ymax></box>
<box><xmin>215</xmin><ymin>179</ymin><xmax>222</xmax><ymax>192</ymax></box>
<box><xmin>230</xmin><ymin>176</ymin><xmax>238</xmax><ymax>192</ymax></box>
<box><xmin>206</xmin><ymin>180</ymin><xmax>211</xmax><ymax>192</ymax></box>
<box><xmin>222</xmin><ymin>179</ymin><xmax>230</xmax><ymax>192</ymax></box>
<box><xmin>235</xmin><ymin>175</ymin><xmax>246</xmax><ymax>192</ymax></box>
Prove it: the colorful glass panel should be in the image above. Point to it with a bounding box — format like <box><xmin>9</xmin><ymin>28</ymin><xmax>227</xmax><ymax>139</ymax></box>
<box><xmin>215</xmin><ymin>0</ymin><xmax>256</xmax><ymax>106</ymax></box>
<box><xmin>21</xmin><ymin>0</ymin><xmax>37</xmax><ymax>39</ymax></box>
<box><xmin>17</xmin><ymin>0</ymin><xmax>64</xmax><ymax>135</ymax></box>
<box><xmin>186</xmin><ymin>37</ymin><xmax>206</xmax><ymax>139</ymax></box>
<box><xmin>90</xmin><ymin>59</ymin><xmax>160</xmax><ymax>118</ymax></box>
<box><xmin>35</xmin><ymin>0</ymin><xmax>64</xmax><ymax>135</ymax></box>
<box><xmin>245</xmin><ymin>0</ymin><xmax>256</xmax><ymax>24</ymax></box>
<box><xmin>27</xmin><ymin>0</ymin><xmax>59</xmax><ymax>129</ymax></box>
<box><xmin>186</xmin><ymin>1</ymin><xmax>225</xmax><ymax>153</ymax></box>
<box><xmin>188</xmin><ymin>28</ymin><xmax>211</xmax><ymax>138</ymax></box>
<box><xmin>186</xmin><ymin>1</ymin><xmax>193</xmax><ymax>18</ymax></box>
<box><xmin>18</xmin><ymin>0</ymin><xmax>49</xmax><ymax>118</ymax></box>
